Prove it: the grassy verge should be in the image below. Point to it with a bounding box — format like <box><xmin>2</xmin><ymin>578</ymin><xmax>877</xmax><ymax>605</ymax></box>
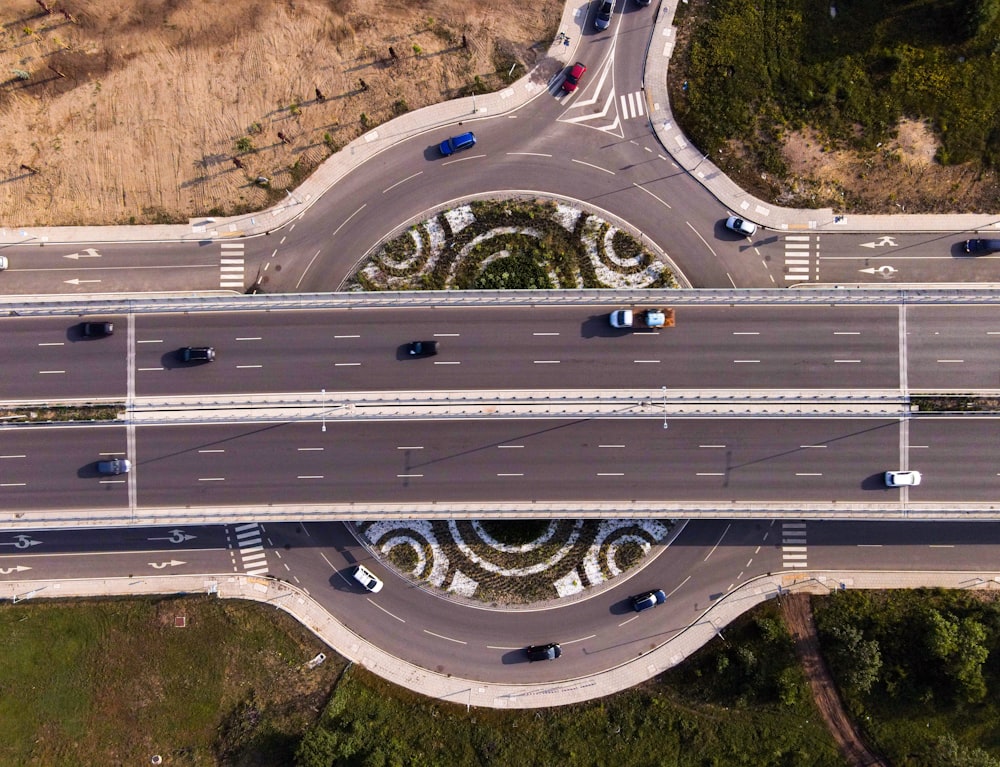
<box><xmin>0</xmin><ymin>596</ymin><xmax>342</xmax><ymax>766</ymax></box>
<box><xmin>911</xmin><ymin>395</ymin><xmax>1000</xmax><ymax>412</ymax></box>
<box><xmin>0</xmin><ymin>404</ymin><xmax>122</xmax><ymax>422</ymax></box>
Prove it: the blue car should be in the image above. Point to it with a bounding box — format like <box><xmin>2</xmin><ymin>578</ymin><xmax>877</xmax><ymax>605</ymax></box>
<box><xmin>439</xmin><ymin>131</ymin><xmax>477</xmax><ymax>156</ymax></box>
<box><xmin>630</xmin><ymin>589</ymin><xmax>667</xmax><ymax>612</ymax></box>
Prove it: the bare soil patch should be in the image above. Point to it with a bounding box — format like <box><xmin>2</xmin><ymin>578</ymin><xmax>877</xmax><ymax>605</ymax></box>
<box><xmin>781</xmin><ymin>593</ymin><xmax>888</xmax><ymax>767</ymax></box>
<box><xmin>0</xmin><ymin>0</ymin><xmax>559</xmax><ymax>226</ymax></box>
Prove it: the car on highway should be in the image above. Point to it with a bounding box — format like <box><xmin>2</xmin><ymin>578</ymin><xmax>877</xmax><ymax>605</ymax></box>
<box><xmin>353</xmin><ymin>564</ymin><xmax>384</xmax><ymax>593</ymax></box>
<box><xmin>438</xmin><ymin>131</ymin><xmax>477</xmax><ymax>157</ymax></box>
<box><xmin>81</xmin><ymin>321</ymin><xmax>114</xmax><ymax>337</ymax></box>
<box><xmin>562</xmin><ymin>61</ymin><xmax>587</xmax><ymax>93</ymax></box>
<box><xmin>963</xmin><ymin>238</ymin><xmax>1000</xmax><ymax>254</ymax></box>
<box><xmin>594</xmin><ymin>0</ymin><xmax>613</xmax><ymax>29</ymax></box>
<box><xmin>725</xmin><ymin>216</ymin><xmax>757</xmax><ymax>237</ymax></box>
<box><xmin>630</xmin><ymin>589</ymin><xmax>667</xmax><ymax>612</ymax></box>
<box><xmin>180</xmin><ymin>346</ymin><xmax>216</xmax><ymax>363</ymax></box>
<box><xmin>0</xmin><ymin>255</ymin><xmax>7</xmax><ymax>270</ymax></box>
<box><xmin>97</xmin><ymin>458</ymin><xmax>131</xmax><ymax>475</ymax></box>
<box><xmin>526</xmin><ymin>642</ymin><xmax>562</xmax><ymax>661</ymax></box>
<box><xmin>885</xmin><ymin>470</ymin><xmax>921</xmax><ymax>487</ymax></box>
<box><xmin>406</xmin><ymin>340</ymin><xmax>439</xmax><ymax>357</ymax></box>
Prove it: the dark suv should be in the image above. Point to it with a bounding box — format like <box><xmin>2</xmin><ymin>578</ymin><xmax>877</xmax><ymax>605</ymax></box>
<box><xmin>526</xmin><ymin>642</ymin><xmax>562</xmax><ymax>661</ymax></box>
<box><xmin>180</xmin><ymin>346</ymin><xmax>216</xmax><ymax>363</ymax></box>
<box><xmin>81</xmin><ymin>321</ymin><xmax>114</xmax><ymax>337</ymax></box>
<box><xmin>964</xmin><ymin>238</ymin><xmax>1000</xmax><ymax>254</ymax></box>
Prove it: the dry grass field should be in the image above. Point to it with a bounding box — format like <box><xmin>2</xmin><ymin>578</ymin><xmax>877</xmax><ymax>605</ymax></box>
<box><xmin>0</xmin><ymin>0</ymin><xmax>559</xmax><ymax>226</ymax></box>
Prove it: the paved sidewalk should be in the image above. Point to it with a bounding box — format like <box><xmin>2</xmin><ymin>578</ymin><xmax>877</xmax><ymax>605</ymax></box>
<box><xmin>2</xmin><ymin>568</ymin><xmax>998</xmax><ymax>708</ymax></box>
<box><xmin>1</xmin><ymin>0</ymin><xmax>996</xmax><ymax>249</ymax></box>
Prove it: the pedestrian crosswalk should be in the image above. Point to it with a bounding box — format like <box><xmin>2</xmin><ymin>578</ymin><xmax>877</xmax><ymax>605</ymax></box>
<box><xmin>618</xmin><ymin>91</ymin><xmax>645</xmax><ymax>120</ymax></box>
<box><xmin>220</xmin><ymin>242</ymin><xmax>245</xmax><ymax>290</ymax></box>
<box><xmin>781</xmin><ymin>522</ymin><xmax>807</xmax><ymax>569</ymax></box>
<box><xmin>783</xmin><ymin>234</ymin><xmax>816</xmax><ymax>282</ymax></box>
<box><xmin>231</xmin><ymin>522</ymin><xmax>269</xmax><ymax>576</ymax></box>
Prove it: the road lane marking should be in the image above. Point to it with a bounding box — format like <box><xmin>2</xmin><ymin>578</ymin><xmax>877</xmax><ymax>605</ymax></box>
<box><xmin>0</xmin><ymin>482</ymin><xmax>26</xmax><ymax>487</ymax></box>
<box><xmin>397</xmin><ymin>446</ymin><xmax>424</xmax><ymax>450</ymax></box>
<box><xmin>834</xmin><ymin>331</ymin><xmax>861</xmax><ymax>335</ymax></box>
<box><xmin>434</xmin><ymin>361</ymin><xmax>460</xmax><ymax>365</ymax></box>
<box><xmin>665</xmin><ymin>575</ymin><xmax>691</xmax><ymax>599</ymax></box>
<box><xmin>0</xmin><ymin>455</ymin><xmax>26</xmax><ymax>459</ymax></box>
<box><xmin>699</xmin><ymin>444</ymin><xmax>726</xmax><ymax>448</ymax></box>
<box><xmin>334</xmin><ymin>362</ymin><xmax>361</xmax><ymax>367</ymax></box>
<box><xmin>498</xmin><ymin>445</ymin><xmax>523</xmax><ymax>449</ymax></box>
<box><xmin>800</xmin><ymin>444</ymin><xmax>827</xmax><ymax>448</ymax></box>
<box><xmin>137</xmin><ymin>339</ymin><xmax>163</xmax><ymax>344</ymax></box>
<box><xmin>38</xmin><ymin>342</ymin><xmax>64</xmax><ymax>346</ymax></box>
<box><xmin>370</xmin><ymin>601</ymin><xmax>405</xmax><ymax>622</ymax></box>
<box><xmin>597</xmin><ymin>472</ymin><xmax>624</xmax><ymax>476</ymax></box>
<box><xmin>704</xmin><ymin>523</ymin><xmax>731</xmax><ymax>561</ymax></box>
<box><xmin>599</xmin><ymin>444</ymin><xmax>625</xmax><ymax>448</ymax></box>
<box><xmin>732</xmin><ymin>332</ymin><xmax>759</xmax><ymax>335</ymax></box>
<box><xmin>533</xmin><ymin>360</ymin><xmax>560</xmax><ymax>364</ymax></box>
<box><xmin>795</xmin><ymin>473</ymin><xmax>823</xmax><ymax>476</ymax></box>
<box><xmin>423</xmin><ymin>629</ymin><xmax>467</xmax><ymax>644</ymax></box>
<box><xmin>334</xmin><ymin>334</ymin><xmax>360</xmax><ymax>339</ymax></box>
<box><xmin>929</xmin><ymin>544</ymin><xmax>955</xmax><ymax>548</ymax></box>
<box><xmin>198</xmin><ymin>449</ymin><xmax>225</xmax><ymax>453</ymax></box>
<box><xmin>137</xmin><ymin>367</ymin><xmax>163</xmax><ymax>371</ymax></box>
<box><xmin>533</xmin><ymin>332</ymin><xmax>560</xmax><ymax>336</ymax></box>
<box><xmin>497</xmin><ymin>473</ymin><xmax>524</xmax><ymax>477</ymax></box>
<box><xmin>38</xmin><ymin>370</ymin><xmax>65</xmax><ymax>374</ymax></box>
<box><xmin>858</xmin><ymin>544</ymin><xmax>883</xmax><ymax>547</ymax></box>
<box><xmin>571</xmin><ymin>158</ymin><xmax>615</xmax><ymax>174</ymax></box>
<box><xmin>236</xmin><ymin>336</ymin><xmax>261</xmax><ymax>341</ymax></box>
<box><xmin>297</xmin><ymin>475</ymin><xmax>324</xmax><ymax>479</ymax></box>
<box><xmin>696</xmin><ymin>472</ymin><xmax>725</xmax><ymax>476</ymax></box>
<box><xmin>298</xmin><ymin>447</ymin><xmax>324</xmax><ymax>451</ymax></box>
<box><xmin>397</xmin><ymin>474</ymin><xmax>423</xmax><ymax>478</ymax></box>
<box><xmin>834</xmin><ymin>359</ymin><xmax>860</xmax><ymax>363</ymax></box>
<box><xmin>434</xmin><ymin>333</ymin><xmax>461</xmax><ymax>337</ymax></box>
<box><xmin>198</xmin><ymin>477</ymin><xmax>226</xmax><ymax>481</ymax></box>
<box><xmin>733</xmin><ymin>359</ymin><xmax>759</xmax><ymax>363</ymax></box>
<box><xmin>634</xmin><ymin>359</ymin><xmax>660</xmax><ymax>363</ymax></box>
<box><xmin>382</xmin><ymin>170</ymin><xmax>423</xmax><ymax>194</ymax></box>
<box><xmin>936</xmin><ymin>359</ymin><xmax>964</xmax><ymax>363</ymax></box>
<box><xmin>564</xmin><ymin>634</ymin><xmax>597</xmax><ymax>644</ymax></box>
<box><xmin>98</xmin><ymin>479</ymin><xmax>126</xmax><ymax>484</ymax></box>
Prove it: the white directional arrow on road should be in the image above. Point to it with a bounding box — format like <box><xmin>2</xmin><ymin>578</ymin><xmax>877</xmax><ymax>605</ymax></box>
<box><xmin>0</xmin><ymin>535</ymin><xmax>42</xmax><ymax>549</ymax></box>
<box><xmin>0</xmin><ymin>565</ymin><xmax>32</xmax><ymax>574</ymax></box>
<box><xmin>63</xmin><ymin>248</ymin><xmax>101</xmax><ymax>260</ymax></box>
<box><xmin>148</xmin><ymin>530</ymin><xmax>196</xmax><ymax>544</ymax></box>
<box><xmin>149</xmin><ymin>560</ymin><xmax>187</xmax><ymax>569</ymax></box>
<box><xmin>64</xmin><ymin>278</ymin><xmax>102</xmax><ymax>285</ymax></box>
<box><xmin>860</xmin><ymin>236</ymin><xmax>898</xmax><ymax>248</ymax></box>
<box><xmin>859</xmin><ymin>265</ymin><xmax>898</xmax><ymax>277</ymax></box>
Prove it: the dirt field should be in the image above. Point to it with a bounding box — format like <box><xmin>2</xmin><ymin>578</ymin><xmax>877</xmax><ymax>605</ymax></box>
<box><xmin>0</xmin><ymin>0</ymin><xmax>559</xmax><ymax>226</ymax></box>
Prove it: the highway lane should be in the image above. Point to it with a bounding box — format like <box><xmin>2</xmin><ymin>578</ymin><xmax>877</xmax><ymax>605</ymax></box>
<box><xmin>0</xmin><ymin>416</ymin><xmax>945</xmax><ymax>512</ymax></box>
<box><xmin>0</xmin><ymin>303</ymin><xmax>912</xmax><ymax>401</ymax></box>
<box><xmin>907</xmin><ymin>305</ymin><xmax>1000</xmax><ymax>390</ymax></box>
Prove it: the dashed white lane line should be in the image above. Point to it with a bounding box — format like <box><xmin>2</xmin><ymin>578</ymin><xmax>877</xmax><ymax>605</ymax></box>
<box><xmin>597</xmin><ymin>472</ymin><xmax>624</xmax><ymax>476</ymax></box>
<box><xmin>334</xmin><ymin>362</ymin><xmax>361</xmax><ymax>366</ymax></box>
<box><xmin>137</xmin><ymin>367</ymin><xmax>163</xmax><ymax>371</ymax></box>
<box><xmin>533</xmin><ymin>360</ymin><xmax>560</xmax><ymax>364</ymax></box>
<box><xmin>423</xmin><ymin>629</ymin><xmax>467</xmax><ymax>644</ymax></box>
<box><xmin>236</xmin><ymin>364</ymin><xmax>262</xmax><ymax>369</ymax></box>
<box><xmin>497</xmin><ymin>473</ymin><xmax>524</xmax><ymax>477</ymax></box>
<box><xmin>397</xmin><ymin>446</ymin><xmax>424</xmax><ymax>450</ymax></box>
<box><xmin>434</xmin><ymin>361</ymin><xmax>460</xmax><ymax>365</ymax></box>
<box><xmin>199</xmin><ymin>477</ymin><xmax>226</xmax><ymax>481</ymax></box>
<box><xmin>498</xmin><ymin>445</ymin><xmax>523</xmax><ymax>449</ymax></box>
<box><xmin>297</xmin><ymin>475</ymin><xmax>324</xmax><ymax>479</ymax></box>
<box><xmin>298</xmin><ymin>447</ymin><xmax>325</xmax><ymax>451</ymax></box>
<box><xmin>38</xmin><ymin>342</ymin><xmax>64</xmax><ymax>346</ymax></box>
<box><xmin>533</xmin><ymin>332</ymin><xmax>560</xmax><ymax>336</ymax></box>
<box><xmin>397</xmin><ymin>473</ymin><xmax>423</xmax><ymax>478</ymax></box>
<box><xmin>236</xmin><ymin>336</ymin><xmax>261</xmax><ymax>341</ymax></box>
<box><xmin>38</xmin><ymin>370</ymin><xmax>66</xmax><ymax>374</ymax></box>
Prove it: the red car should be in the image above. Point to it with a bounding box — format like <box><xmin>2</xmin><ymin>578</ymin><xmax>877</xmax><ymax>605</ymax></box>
<box><xmin>562</xmin><ymin>61</ymin><xmax>587</xmax><ymax>93</ymax></box>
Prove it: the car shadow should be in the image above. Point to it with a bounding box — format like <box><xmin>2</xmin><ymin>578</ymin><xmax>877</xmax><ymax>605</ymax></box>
<box><xmin>581</xmin><ymin>314</ymin><xmax>631</xmax><ymax>338</ymax></box>
<box><xmin>609</xmin><ymin>599</ymin><xmax>636</xmax><ymax>616</ymax></box>
<box><xmin>862</xmin><ymin>473</ymin><xmax>891</xmax><ymax>490</ymax></box>
<box><xmin>77</xmin><ymin>462</ymin><xmax>104</xmax><ymax>479</ymax></box>
<box><xmin>500</xmin><ymin>649</ymin><xmax>532</xmax><ymax>665</ymax></box>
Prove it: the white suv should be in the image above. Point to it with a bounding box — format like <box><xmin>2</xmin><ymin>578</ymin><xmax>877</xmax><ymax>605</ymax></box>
<box><xmin>353</xmin><ymin>564</ymin><xmax>384</xmax><ymax>593</ymax></box>
<box><xmin>885</xmin><ymin>470</ymin><xmax>921</xmax><ymax>487</ymax></box>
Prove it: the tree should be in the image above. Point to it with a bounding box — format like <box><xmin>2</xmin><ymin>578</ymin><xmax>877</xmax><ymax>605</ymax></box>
<box><xmin>824</xmin><ymin>623</ymin><xmax>882</xmax><ymax>696</ymax></box>
<box><xmin>924</xmin><ymin>609</ymin><xmax>989</xmax><ymax>703</ymax></box>
<box><xmin>295</xmin><ymin>726</ymin><xmax>339</xmax><ymax>767</ymax></box>
<box><xmin>927</xmin><ymin>733</ymin><xmax>1000</xmax><ymax>767</ymax></box>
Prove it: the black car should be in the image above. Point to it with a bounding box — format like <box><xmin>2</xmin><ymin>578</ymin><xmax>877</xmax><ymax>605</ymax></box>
<box><xmin>406</xmin><ymin>341</ymin><xmax>439</xmax><ymax>357</ymax></box>
<box><xmin>964</xmin><ymin>238</ymin><xmax>1000</xmax><ymax>254</ymax></box>
<box><xmin>526</xmin><ymin>642</ymin><xmax>562</xmax><ymax>662</ymax></box>
<box><xmin>630</xmin><ymin>589</ymin><xmax>667</xmax><ymax>613</ymax></box>
<box><xmin>180</xmin><ymin>346</ymin><xmax>216</xmax><ymax>363</ymax></box>
<box><xmin>81</xmin><ymin>321</ymin><xmax>114</xmax><ymax>337</ymax></box>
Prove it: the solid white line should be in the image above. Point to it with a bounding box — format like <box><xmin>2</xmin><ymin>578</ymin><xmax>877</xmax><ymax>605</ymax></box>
<box><xmin>664</xmin><ymin>575</ymin><xmax>691</xmax><ymax>600</ymax></box>
<box><xmin>533</xmin><ymin>360</ymin><xmax>560</xmax><ymax>364</ymax></box>
<box><xmin>334</xmin><ymin>362</ymin><xmax>361</xmax><ymax>367</ymax></box>
<box><xmin>397</xmin><ymin>474</ymin><xmax>423</xmax><ymax>478</ymax></box>
<box><xmin>434</xmin><ymin>333</ymin><xmax>461</xmax><ymax>337</ymax></box>
<box><xmin>631</xmin><ymin>182</ymin><xmax>672</xmax><ymax>209</ymax></box>
<box><xmin>795</xmin><ymin>472</ymin><xmax>823</xmax><ymax>476</ymax></box>
<box><xmin>236</xmin><ymin>337</ymin><xmax>261</xmax><ymax>341</ymax></box>
<box><xmin>297</xmin><ymin>475</ymin><xmax>324</xmax><ymax>479</ymax></box>
<box><xmin>198</xmin><ymin>477</ymin><xmax>225</xmax><ymax>482</ymax></box>
<box><xmin>699</xmin><ymin>444</ymin><xmax>726</xmax><ymax>448</ymax></box>
<box><xmin>498</xmin><ymin>445</ymin><xmax>524</xmax><ymax>449</ymax></box>
<box><xmin>434</xmin><ymin>361</ymin><xmax>460</xmax><ymax>365</ymax></box>
<box><xmin>633</xmin><ymin>360</ymin><xmax>660</xmax><ymax>364</ymax></box>
<box><xmin>732</xmin><ymin>332</ymin><xmax>759</xmax><ymax>335</ymax></box>
<box><xmin>597</xmin><ymin>472</ymin><xmax>624</xmax><ymax>476</ymax></box>
<box><xmin>198</xmin><ymin>449</ymin><xmax>225</xmax><ymax>453</ymax></box>
<box><xmin>929</xmin><ymin>544</ymin><xmax>955</xmax><ymax>548</ymax></box>
<box><xmin>857</xmin><ymin>544</ymin><xmax>883</xmax><ymax>548</ymax></box>
<box><xmin>936</xmin><ymin>359</ymin><xmax>964</xmax><ymax>363</ymax></box>
<box><xmin>599</xmin><ymin>445</ymin><xmax>625</xmax><ymax>448</ymax></box>
<box><xmin>704</xmin><ymin>523</ymin><xmax>731</xmax><ymax>561</ymax></box>
<box><xmin>136</xmin><ymin>339</ymin><xmax>163</xmax><ymax>344</ymax></box>
<box><xmin>397</xmin><ymin>446</ymin><xmax>424</xmax><ymax>450</ymax></box>
<box><xmin>733</xmin><ymin>360</ymin><xmax>759</xmax><ymax>363</ymax></box>
<box><xmin>834</xmin><ymin>331</ymin><xmax>861</xmax><ymax>335</ymax></box>
<box><xmin>834</xmin><ymin>359</ymin><xmax>860</xmax><ymax>363</ymax></box>
<box><xmin>497</xmin><ymin>473</ymin><xmax>524</xmax><ymax>477</ymax></box>
<box><xmin>137</xmin><ymin>367</ymin><xmax>163</xmax><ymax>371</ymax></box>
<box><xmin>236</xmin><ymin>365</ymin><xmax>262</xmax><ymax>369</ymax></box>
<box><xmin>0</xmin><ymin>455</ymin><xmax>25</xmax><ymax>459</ymax></box>
<box><xmin>0</xmin><ymin>482</ymin><xmax>26</xmax><ymax>487</ymax></box>
<box><xmin>370</xmin><ymin>601</ymin><xmax>406</xmax><ymax>622</ymax></box>
<box><xmin>800</xmin><ymin>445</ymin><xmax>827</xmax><ymax>448</ymax></box>
<box><xmin>38</xmin><ymin>342</ymin><xmax>64</xmax><ymax>346</ymax></box>
<box><xmin>505</xmin><ymin>152</ymin><xmax>553</xmax><ymax>157</ymax></box>
<box><xmin>334</xmin><ymin>334</ymin><xmax>361</xmax><ymax>339</ymax></box>
<box><xmin>98</xmin><ymin>479</ymin><xmax>126</xmax><ymax>485</ymax></box>
<box><xmin>38</xmin><ymin>370</ymin><xmax>65</xmax><ymax>374</ymax></box>
<box><xmin>533</xmin><ymin>332</ymin><xmax>560</xmax><ymax>336</ymax></box>
<box><xmin>298</xmin><ymin>447</ymin><xmax>324</xmax><ymax>451</ymax></box>
<box><xmin>696</xmin><ymin>472</ymin><xmax>725</xmax><ymax>476</ymax></box>
<box><xmin>382</xmin><ymin>170</ymin><xmax>423</xmax><ymax>194</ymax></box>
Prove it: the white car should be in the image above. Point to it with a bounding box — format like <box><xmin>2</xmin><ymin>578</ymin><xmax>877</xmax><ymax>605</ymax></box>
<box><xmin>725</xmin><ymin>216</ymin><xmax>757</xmax><ymax>237</ymax></box>
<box><xmin>885</xmin><ymin>470</ymin><xmax>921</xmax><ymax>487</ymax></box>
<box><xmin>0</xmin><ymin>255</ymin><xmax>8</xmax><ymax>270</ymax></box>
<box><xmin>353</xmin><ymin>564</ymin><xmax>384</xmax><ymax>593</ymax></box>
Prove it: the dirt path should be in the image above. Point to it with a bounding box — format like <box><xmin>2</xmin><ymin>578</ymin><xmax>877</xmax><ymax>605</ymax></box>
<box><xmin>781</xmin><ymin>594</ymin><xmax>889</xmax><ymax>767</ymax></box>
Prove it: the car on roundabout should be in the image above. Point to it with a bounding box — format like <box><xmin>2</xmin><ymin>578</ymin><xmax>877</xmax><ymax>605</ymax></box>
<box><xmin>438</xmin><ymin>132</ymin><xmax>477</xmax><ymax>157</ymax></box>
<box><xmin>725</xmin><ymin>215</ymin><xmax>758</xmax><ymax>237</ymax></box>
<box><xmin>526</xmin><ymin>642</ymin><xmax>562</xmax><ymax>661</ymax></box>
<box><xmin>630</xmin><ymin>589</ymin><xmax>667</xmax><ymax>612</ymax></box>
<box><xmin>353</xmin><ymin>565</ymin><xmax>384</xmax><ymax>593</ymax></box>
<box><xmin>562</xmin><ymin>61</ymin><xmax>587</xmax><ymax>93</ymax></box>
<box><xmin>885</xmin><ymin>470</ymin><xmax>921</xmax><ymax>487</ymax></box>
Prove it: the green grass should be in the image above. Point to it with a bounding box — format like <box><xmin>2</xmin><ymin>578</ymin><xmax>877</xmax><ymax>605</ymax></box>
<box><xmin>671</xmin><ymin>0</ymin><xmax>1000</xmax><ymax>178</ymax></box>
<box><xmin>0</xmin><ymin>597</ymin><xmax>342</xmax><ymax>766</ymax></box>
<box><xmin>298</xmin><ymin>600</ymin><xmax>845</xmax><ymax>767</ymax></box>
